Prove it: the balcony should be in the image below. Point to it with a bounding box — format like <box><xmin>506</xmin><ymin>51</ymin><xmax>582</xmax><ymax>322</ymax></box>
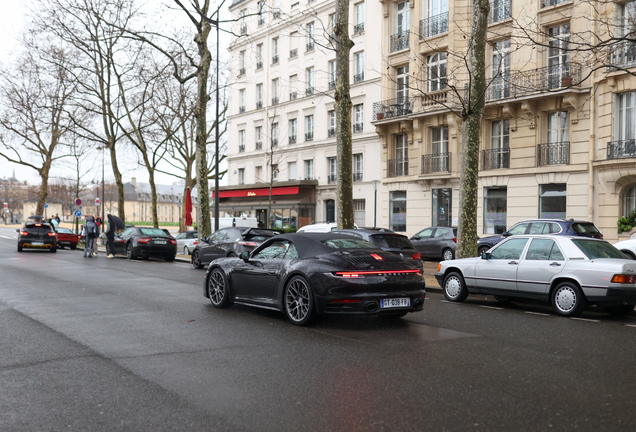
<box><xmin>537</xmin><ymin>142</ymin><xmax>569</xmax><ymax>166</ymax></box>
<box><xmin>481</xmin><ymin>148</ymin><xmax>509</xmax><ymax>170</ymax></box>
<box><xmin>305</xmin><ymin>176</ymin><xmax>314</xmax><ymax>180</ymax></box>
<box><xmin>239</xmin><ymin>106</ymin><xmax>245</xmax><ymax>114</ymax></box>
<box><xmin>272</xmin><ymin>10</ymin><xmax>281</xmax><ymax>19</ymax></box>
<box><xmin>239</xmin><ymin>67</ymin><xmax>245</xmax><ymax>76</ymax></box>
<box><xmin>256</xmin><ymin>61</ymin><xmax>263</xmax><ymax>70</ymax></box>
<box><xmin>485</xmin><ymin>62</ymin><xmax>582</xmax><ymax>101</ymax></box>
<box><xmin>354</xmin><ymin>23</ymin><xmax>365</xmax><ymax>34</ymax></box>
<box><xmin>608</xmin><ymin>139</ymin><xmax>636</xmax><ymax>159</ymax></box>
<box><xmin>354</xmin><ymin>73</ymin><xmax>364</xmax><ymax>83</ymax></box>
<box><xmin>305</xmin><ymin>132</ymin><xmax>314</xmax><ymax>141</ymax></box>
<box><xmin>271</xmin><ymin>97</ymin><xmax>279</xmax><ymax>105</ymax></box>
<box><xmin>306</xmin><ymin>87</ymin><xmax>314</xmax><ymax>96</ymax></box>
<box><xmin>256</xmin><ymin>101</ymin><xmax>263</xmax><ymax>109</ymax></box>
<box><xmin>306</xmin><ymin>42</ymin><xmax>315</xmax><ymax>52</ymax></box>
<box><xmin>419</xmin><ymin>12</ymin><xmax>448</xmax><ymax>40</ymax></box>
<box><xmin>373</xmin><ymin>97</ymin><xmax>413</xmax><ymax>120</ymax></box>
<box><xmin>387</xmin><ymin>159</ymin><xmax>409</xmax><ymax>177</ymax></box>
<box><xmin>256</xmin><ymin>142</ymin><xmax>263</xmax><ymax>150</ymax></box>
<box><xmin>421</xmin><ymin>89</ymin><xmax>449</xmax><ymax>111</ymax></box>
<box><xmin>290</xmin><ymin>48</ymin><xmax>298</xmax><ymax>58</ymax></box>
<box><xmin>289</xmin><ymin>91</ymin><xmax>298</xmax><ymax>100</ymax></box>
<box><xmin>272</xmin><ymin>55</ymin><xmax>279</xmax><ymax>64</ymax></box>
<box><xmin>258</xmin><ymin>17</ymin><xmax>265</xmax><ymax>26</ymax></box>
<box><xmin>239</xmin><ymin>144</ymin><xmax>245</xmax><ymax>152</ymax></box>
<box><xmin>421</xmin><ymin>153</ymin><xmax>451</xmax><ymax>174</ymax></box>
<box><xmin>353</xmin><ymin>172</ymin><xmax>363</xmax><ymax>182</ymax></box>
<box><xmin>328</xmin><ymin>80</ymin><xmax>335</xmax><ymax>90</ymax></box>
<box><xmin>352</xmin><ymin>123</ymin><xmax>363</xmax><ymax>133</ymax></box>
<box><xmin>390</xmin><ymin>31</ymin><xmax>410</xmax><ymax>53</ymax></box>
<box><xmin>328</xmin><ymin>128</ymin><xmax>336</xmax><ymax>137</ymax></box>
<box><xmin>289</xmin><ymin>135</ymin><xmax>297</xmax><ymax>144</ymax></box>
<box><xmin>327</xmin><ymin>174</ymin><xmax>337</xmax><ymax>184</ymax></box>
<box><xmin>609</xmin><ymin>41</ymin><xmax>636</xmax><ymax>70</ymax></box>
<box><xmin>541</xmin><ymin>0</ymin><xmax>570</xmax><ymax>7</ymax></box>
<box><xmin>271</xmin><ymin>138</ymin><xmax>278</xmax><ymax>147</ymax></box>
<box><xmin>489</xmin><ymin>0</ymin><xmax>511</xmax><ymax>24</ymax></box>
<box><xmin>240</xmin><ymin>24</ymin><xmax>247</xmax><ymax>34</ymax></box>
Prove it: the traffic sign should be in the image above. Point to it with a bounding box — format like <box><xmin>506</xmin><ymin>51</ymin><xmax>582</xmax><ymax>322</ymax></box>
<box><xmin>44</xmin><ymin>203</ymin><xmax>49</xmax><ymax>209</ymax></box>
<box><xmin>2</xmin><ymin>202</ymin><xmax>7</xmax><ymax>208</ymax></box>
<box><xmin>95</xmin><ymin>198</ymin><xmax>100</xmax><ymax>205</ymax></box>
<box><xmin>74</xmin><ymin>210</ymin><xmax>82</xmax><ymax>217</ymax></box>
<box><xmin>75</xmin><ymin>198</ymin><xmax>82</xmax><ymax>206</ymax></box>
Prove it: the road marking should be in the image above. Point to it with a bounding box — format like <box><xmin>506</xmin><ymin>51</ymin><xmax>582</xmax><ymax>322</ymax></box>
<box><xmin>0</xmin><ymin>236</ymin><xmax>15</xmax><ymax>240</ymax></box>
<box><xmin>525</xmin><ymin>311</ymin><xmax>550</xmax><ymax>316</ymax></box>
<box><xmin>625</xmin><ymin>324</ymin><xmax>636</xmax><ymax>328</ymax></box>
<box><xmin>480</xmin><ymin>305</ymin><xmax>503</xmax><ymax>310</ymax></box>
<box><xmin>570</xmin><ymin>317</ymin><xmax>600</xmax><ymax>323</ymax></box>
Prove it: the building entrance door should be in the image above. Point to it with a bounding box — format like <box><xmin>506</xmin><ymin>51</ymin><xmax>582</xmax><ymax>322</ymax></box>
<box><xmin>326</xmin><ymin>200</ymin><xmax>335</xmax><ymax>223</ymax></box>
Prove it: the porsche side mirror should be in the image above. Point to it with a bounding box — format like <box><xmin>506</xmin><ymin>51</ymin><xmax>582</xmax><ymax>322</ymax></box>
<box><xmin>481</xmin><ymin>252</ymin><xmax>491</xmax><ymax>260</ymax></box>
<box><xmin>240</xmin><ymin>251</ymin><xmax>250</xmax><ymax>262</ymax></box>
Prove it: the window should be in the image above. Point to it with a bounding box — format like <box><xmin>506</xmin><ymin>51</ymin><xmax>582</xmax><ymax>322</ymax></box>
<box><xmin>490</xmin><ymin>238</ymin><xmax>529</xmax><ymax>260</ymax></box>
<box><xmin>257</xmin><ymin>1</ymin><xmax>265</xmax><ymax>25</ymax></box>
<box><xmin>305</xmin><ymin>159</ymin><xmax>314</xmax><ymax>180</ymax></box>
<box><xmin>353</xmin><ymin>153</ymin><xmax>363</xmax><ymax>181</ymax></box>
<box><xmin>354</xmin><ymin>199</ymin><xmax>366</xmax><ymax>226</ymax></box>
<box><xmin>483</xmin><ymin>187</ymin><xmax>507</xmax><ymax>234</ymax></box>
<box><xmin>255</xmin><ymin>126</ymin><xmax>263</xmax><ymax>147</ymax></box>
<box><xmin>255</xmin><ymin>166</ymin><xmax>262</xmax><ymax>182</ymax></box>
<box><xmin>289</xmin><ymin>74</ymin><xmax>298</xmax><ymax>99</ymax></box>
<box><xmin>256</xmin><ymin>83</ymin><xmax>263</xmax><ymax>108</ymax></box>
<box><xmin>253</xmin><ymin>240</ymin><xmax>293</xmax><ymax>260</ymax></box>
<box><xmin>390</xmin><ymin>191</ymin><xmax>407</xmax><ymax>232</ymax></box>
<box><xmin>272</xmin><ymin>38</ymin><xmax>279</xmax><ymax>64</ymax></box>
<box><xmin>256</xmin><ymin>44</ymin><xmax>263</xmax><ymax>69</ymax></box>
<box><xmin>393</xmin><ymin>133</ymin><xmax>408</xmax><ymax>176</ymax></box>
<box><xmin>432</xmin><ymin>188</ymin><xmax>451</xmax><ymax>227</ymax></box>
<box><xmin>328</xmin><ymin>110</ymin><xmax>336</xmax><ymax>136</ymax></box>
<box><xmin>305</xmin><ymin>115</ymin><xmax>314</xmax><ymax>141</ymax></box>
<box><xmin>328</xmin><ymin>61</ymin><xmax>336</xmax><ymax>89</ymax></box>
<box><xmin>240</xmin><ymin>10</ymin><xmax>247</xmax><ymax>34</ymax></box>
<box><xmin>306</xmin><ymin>67</ymin><xmax>315</xmax><ymax>94</ymax></box>
<box><xmin>353</xmin><ymin>104</ymin><xmax>363</xmax><ymax>132</ymax></box>
<box><xmin>427</xmin><ymin>52</ymin><xmax>447</xmax><ymax>92</ymax></box>
<box><xmin>547</xmin><ymin>111</ymin><xmax>568</xmax><ymax>143</ymax></box>
<box><xmin>616</xmin><ymin>91</ymin><xmax>636</xmax><ymax>142</ymax></box>
<box><xmin>238</xmin><ymin>168</ymin><xmax>245</xmax><ymax>185</ymax></box>
<box><xmin>238</xmin><ymin>129</ymin><xmax>245</xmax><ymax>152</ymax></box>
<box><xmin>354</xmin><ymin>52</ymin><xmax>364</xmax><ymax>82</ymax></box>
<box><xmin>239</xmin><ymin>50</ymin><xmax>246</xmax><ymax>74</ymax></box>
<box><xmin>539</xmin><ymin>112</ymin><xmax>569</xmax><ymax>166</ymax></box>
<box><xmin>491</xmin><ymin>39</ymin><xmax>510</xmax><ymax>99</ymax></box>
<box><xmin>272</xmin><ymin>78</ymin><xmax>279</xmax><ymax>104</ymax></box>
<box><xmin>395</xmin><ymin>1</ymin><xmax>410</xmax><ymax>33</ymax></box>
<box><xmin>490</xmin><ymin>0</ymin><xmax>511</xmax><ymax>24</ymax></box>
<box><xmin>239</xmin><ymin>89</ymin><xmax>246</xmax><ymax>113</ymax></box>
<box><xmin>432</xmin><ymin>125</ymin><xmax>449</xmax><ymax>166</ymax></box>
<box><xmin>488</xmin><ymin>120</ymin><xmax>509</xmax><ymax>169</ymax></box>
<box><xmin>328</xmin><ymin>14</ymin><xmax>336</xmax><ymax>40</ymax></box>
<box><xmin>288</xmin><ymin>162</ymin><xmax>297</xmax><ymax>180</ymax></box>
<box><xmin>397</xmin><ymin>65</ymin><xmax>409</xmax><ymax>101</ymax></box>
<box><xmin>422</xmin><ymin>0</ymin><xmax>448</xmax><ymax>38</ymax></box>
<box><xmin>289</xmin><ymin>118</ymin><xmax>297</xmax><ymax>143</ymax></box>
<box><xmin>618</xmin><ymin>1</ymin><xmax>636</xmax><ymax>37</ymax></box>
<box><xmin>272</xmin><ymin>164</ymin><xmax>279</xmax><ymax>182</ymax></box>
<box><xmin>328</xmin><ymin>157</ymin><xmax>337</xmax><ymax>183</ymax></box>
<box><xmin>271</xmin><ymin>122</ymin><xmax>279</xmax><ymax>146</ymax></box>
<box><xmin>306</xmin><ymin>22</ymin><xmax>315</xmax><ymax>50</ymax></box>
<box><xmin>539</xmin><ymin>183</ymin><xmax>566</xmax><ymax>219</ymax></box>
<box><xmin>547</xmin><ymin>23</ymin><xmax>570</xmax><ymax>89</ymax></box>
<box><xmin>355</xmin><ymin>2</ymin><xmax>365</xmax><ymax>29</ymax></box>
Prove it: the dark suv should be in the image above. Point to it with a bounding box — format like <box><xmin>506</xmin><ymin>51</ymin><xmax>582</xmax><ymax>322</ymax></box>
<box><xmin>17</xmin><ymin>221</ymin><xmax>58</xmax><ymax>252</ymax></box>
<box><xmin>191</xmin><ymin>227</ymin><xmax>277</xmax><ymax>269</ymax></box>
<box><xmin>477</xmin><ymin>219</ymin><xmax>603</xmax><ymax>255</ymax></box>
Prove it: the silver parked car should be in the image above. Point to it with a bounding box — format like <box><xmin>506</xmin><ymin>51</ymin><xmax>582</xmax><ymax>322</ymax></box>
<box><xmin>436</xmin><ymin>235</ymin><xmax>636</xmax><ymax>317</ymax></box>
<box><xmin>175</xmin><ymin>230</ymin><xmax>199</xmax><ymax>255</ymax></box>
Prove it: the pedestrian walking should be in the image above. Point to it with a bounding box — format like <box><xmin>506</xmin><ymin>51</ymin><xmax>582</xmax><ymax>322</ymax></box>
<box><xmin>83</xmin><ymin>216</ymin><xmax>98</xmax><ymax>258</ymax></box>
<box><xmin>106</xmin><ymin>214</ymin><xmax>116</xmax><ymax>258</ymax></box>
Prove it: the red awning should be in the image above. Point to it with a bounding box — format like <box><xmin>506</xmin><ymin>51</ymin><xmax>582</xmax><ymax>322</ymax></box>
<box><xmin>212</xmin><ymin>186</ymin><xmax>300</xmax><ymax>198</ymax></box>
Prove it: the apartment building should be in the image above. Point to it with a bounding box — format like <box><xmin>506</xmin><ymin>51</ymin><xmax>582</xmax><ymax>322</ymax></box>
<box><xmin>225</xmin><ymin>0</ymin><xmax>383</xmax><ymax>230</ymax></box>
<box><xmin>374</xmin><ymin>0</ymin><xmax>636</xmax><ymax>241</ymax></box>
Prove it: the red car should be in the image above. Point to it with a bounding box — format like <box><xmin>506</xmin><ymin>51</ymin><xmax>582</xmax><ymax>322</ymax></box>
<box><xmin>55</xmin><ymin>227</ymin><xmax>79</xmax><ymax>250</ymax></box>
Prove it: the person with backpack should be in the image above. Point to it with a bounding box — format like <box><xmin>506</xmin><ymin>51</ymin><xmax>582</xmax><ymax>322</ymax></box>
<box><xmin>83</xmin><ymin>216</ymin><xmax>98</xmax><ymax>258</ymax></box>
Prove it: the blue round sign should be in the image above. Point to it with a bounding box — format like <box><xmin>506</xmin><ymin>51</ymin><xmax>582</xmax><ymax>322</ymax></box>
<box><xmin>74</xmin><ymin>210</ymin><xmax>82</xmax><ymax>217</ymax></box>
<box><xmin>44</xmin><ymin>203</ymin><xmax>48</xmax><ymax>208</ymax></box>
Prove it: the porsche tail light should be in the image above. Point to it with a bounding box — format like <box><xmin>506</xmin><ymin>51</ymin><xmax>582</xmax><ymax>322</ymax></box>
<box><xmin>169</xmin><ymin>239</ymin><xmax>177</xmax><ymax>245</ymax></box>
<box><xmin>611</xmin><ymin>274</ymin><xmax>636</xmax><ymax>284</ymax></box>
<box><xmin>48</xmin><ymin>232</ymin><xmax>56</xmax><ymax>237</ymax></box>
<box><xmin>412</xmin><ymin>252</ymin><xmax>422</xmax><ymax>260</ymax></box>
<box><xmin>329</xmin><ymin>299</ymin><xmax>361</xmax><ymax>303</ymax></box>
<box><xmin>334</xmin><ymin>269</ymin><xmax>421</xmax><ymax>278</ymax></box>
<box><xmin>238</xmin><ymin>241</ymin><xmax>258</xmax><ymax>246</ymax></box>
<box><xmin>137</xmin><ymin>238</ymin><xmax>152</xmax><ymax>244</ymax></box>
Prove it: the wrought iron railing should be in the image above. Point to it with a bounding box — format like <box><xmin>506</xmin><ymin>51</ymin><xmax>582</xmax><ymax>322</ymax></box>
<box><xmin>486</xmin><ymin>62</ymin><xmax>582</xmax><ymax>101</ymax></box>
<box><xmin>271</xmin><ymin>138</ymin><xmax>278</xmax><ymax>147</ymax></box>
<box><xmin>328</xmin><ymin>80</ymin><xmax>335</xmax><ymax>90</ymax></box>
<box><xmin>373</xmin><ymin>97</ymin><xmax>414</xmax><ymax>120</ymax></box>
<box><xmin>388</xmin><ymin>159</ymin><xmax>409</xmax><ymax>177</ymax></box>
<box><xmin>608</xmin><ymin>41</ymin><xmax>636</xmax><ymax>70</ymax></box>
<box><xmin>607</xmin><ymin>139</ymin><xmax>636</xmax><ymax>159</ymax></box>
<box><xmin>306</xmin><ymin>42</ymin><xmax>315</xmax><ymax>51</ymax></box>
<box><xmin>272</xmin><ymin>55</ymin><xmax>279</xmax><ymax>64</ymax></box>
<box><xmin>328</xmin><ymin>174</ymin><xmax>337</xmax><ymax>184</ymax></box>
<box><xmin>354</xmin><ymin>73</ymin><xmax>364</xmax><ymax>83</ymax></box>
<box><xmin>255</xmin><ymin>142</ymin><xmax>263</xmax><ymax>150</ymax></box>
<box><xmin>239</xmin><ymin>67</ymin><xmax>245</xmax><ymax>76</ymax></box>
<box><xmin>419</xmin><ymin>12</ymin><xmax>449</xmax><ymax>39</ymax></box>
<box><xmin>272</xmin><ymin>10</ymin><xmax>281</xmax><ymax>19</ymax></box>
<box><xmin>481</xmin><ymin>148</ymin><xmax>509</xmax><ymax>170</ymax></box>
<box><xmin>328</xmin><ymin>128</ymin><xmax>336</xmax><ymax>137</ymax></box>
<box><xmin>256</xmin><ymin>61</ymin><xmax>263</xmax><ymax>69</ymax></box>
<box><xmin>353</xmin><ymin>172</ymin><xmax>363</xmax><ymax>182</ymax></box>
<box><xmin>290</xmin><ymin>48</ymin><xmax>298</xmax><ymax>58</ymax></box>
<box><xmin>305</xmin><ymin>176</ymin><xmax>313</xmax><ymax>180</ymax></box>
<box><xmin>390</xmin><ymin>31</ymin><xmax>410</xmax><ymax>53</ymax></box>
<box><xmin>537</xmin><ymin>142</ymin><xmax>569</xmax><ymax>166</ymax></box>
<box><xmin>239</xmin><ymin>106</ymin><xmax>245</xmax><ymax>114</ymax></box>
<box><xmin>271</xmin><ymin>97</ymin><xmax>279</xmax><ymax>105</ymax></box>
<box><xmin>541</xmin><ymin>0</ymin><xmax>570</xmax><ymax>7</ymax></box>
<box><xmin>354</xmin><ymin>23</ymin><xmax>365</xmax><ymax>34</ymax></box>
<box><xmin>258</xmin><ymin>17</ymin><xmax>265</xmax><ymax>26</ymax></box>
<box><xmin>305</xmin><ymin>132</ymin><xmax>313</xmax><ymax>141</ymax></box>
<box><xmin>289</xmin><ymin>136</ymin><xmax>297</xmax><ymax>144</ymax></box>
<box><xmin>289</xmin><ymin>92</ymin><xmax>297</xmax><ymax>100</ymax></box>
<box><xmin>421</xmin><ymin>153</ymin><xmax>451</xmax><ymax>174</ymax></box>
<box><xmin>353</xmin><ymin>123</ymin><xmax>363</xmax><ymax>133</ymax></box>
<box><xmin>239</xmin><ymin>144</ymin><xmax>245</xmax><ymax>152</ymax></box>
<box><xmin>240</xmin><ymin>24</ymin><xmax>247</xmax><ymax>34</ymax></box>
<box><xmin>256</xmin><ymin>101</ymin><xmax>263</xmax><ymax>109</ymax></box>
<box><xmin>489</xmin><ymin>0</ymin><xmax>511</xmax><ymax>24</ymax></box>
<box><xmin>306</xmin><ymin>87</ymin><xmax>314</xmax><ymax>95</ymax></box>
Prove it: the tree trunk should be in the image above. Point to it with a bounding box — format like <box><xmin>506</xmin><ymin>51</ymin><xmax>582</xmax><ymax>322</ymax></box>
<box><xmin>108</xmin><ymin>140</ymin><xmax>126</xmax><ymax>223</ymax></box>
<box><xmin>456</xmin><ymin>0</ymin><xmax>489</xmax><ymax>259</ymax></box>
<box><xmin>149</xmin><ymin>168</ymin><xmax>158</xmax><ymax>228</ymax></box>
<box><xmin>334</xmin><ymin>0</ymin><xmax>354</xmax><ymax>229</ymax></box>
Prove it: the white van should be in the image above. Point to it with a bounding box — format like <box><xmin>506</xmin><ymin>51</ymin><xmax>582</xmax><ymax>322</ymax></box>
<box><xmin>210</xmin><ymin>217</ymin><xmax>259</xmax><ymax>231</ymax></box>
<box><xmin>296</xmin><ymin>223</ymin><xmax>358</xmax><ymax>233</ymax></box>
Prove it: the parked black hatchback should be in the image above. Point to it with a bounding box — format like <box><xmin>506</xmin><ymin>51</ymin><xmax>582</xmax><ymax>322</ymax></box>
<box><xmin>192</xmin><ymin>227</ymin><xmax>278</xmax><ymax>269</ymax></box>
<box><xmin>477</xmin><ymin>219</ymin><xmax>603</xmax><ymax>255</ymax></box>
<box><xmin>334</xmin><ymin>228</ymin><xmax>424</xmax><ymax>272</ymax></box>
<box><xmin>17</xmin><ymin>221</ymin><xmax>58</xmax><ymax>252</ymax></box>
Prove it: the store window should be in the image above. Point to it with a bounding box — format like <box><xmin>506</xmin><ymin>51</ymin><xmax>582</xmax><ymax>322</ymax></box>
<box><xmin>483</xmin><ymin>187</ymin><xmax>507</xmax><ymax>234</ymax></box>
<box><xmin>623</xmin><ymin>184</ymin><xmax>636</xmax><ymax>217</ymax></box>
<box><xmin>390</xmin><ymin>191</ymin><xmax>407</xmax><ymax>232</ymax></box>
<box><xmin>354</xmin><ymin>199</ymin><xmax>366</xmax><ymax>226</ymax></box>
<box><xmin>539</xmin><ymin>183</ymin><xmax>566</xmax><ymax>219</ymax></box>
<box><xmin>432</xmin><ymin>188</ymin><xmax>452</xmax><ymax>227</ymax></box>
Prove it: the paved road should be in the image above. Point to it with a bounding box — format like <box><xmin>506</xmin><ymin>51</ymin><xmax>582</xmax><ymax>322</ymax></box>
<box><xmin>1</xmin><ymin>226</ymin><xmax>636</xmax><ymax>431</ymax></box>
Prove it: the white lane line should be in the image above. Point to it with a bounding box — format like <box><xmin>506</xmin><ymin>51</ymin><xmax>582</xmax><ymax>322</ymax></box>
<box><xmin>570</xmin><ymin>317</ymin><xmax>600</xmax><ymax>323</ymax></box>
<box><xmin>0</xmin><ymin>235</ymin><xmax>15</xmax><ymax>240</ymax></box>
<box><xmin>625</xmin><ymin>324</ymin><xmax>636</xmax><ymax>328</ymax></box>
<box><xmin>525</xmin><ymin>311</ymin><xmax>550</xmax><ymax>316</ymax></box>
<box><xmin>480</xmin><ymin>305</ymin><xmax>503</xmax><ymax>310</ymax></box>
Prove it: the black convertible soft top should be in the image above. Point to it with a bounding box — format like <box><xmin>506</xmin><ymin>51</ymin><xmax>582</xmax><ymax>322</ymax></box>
<box><xmin>258</xmin><ymin>232</ymin><xmax>383</xmax><ymax>260</ymax></box>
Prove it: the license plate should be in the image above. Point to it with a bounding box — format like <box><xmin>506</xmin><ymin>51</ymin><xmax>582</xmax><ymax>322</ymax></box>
<box><xmin>60</xmin><ymin>241</ymin><xmax>70</xmax><ymax>244</ymax></box>
<box><xmin>32</xmin><ymin>242</ymin><xmax>44</xmax><ymax>246</ymax></box>
<box><xmin>380</xmin><ymin>298</ymin><xmax>410</xmax><ymax>308</ymax></box>
<box><xmin>155</xmin><ymin>240</ymin><xmax>167</xmax><ymax>244</ymax></box>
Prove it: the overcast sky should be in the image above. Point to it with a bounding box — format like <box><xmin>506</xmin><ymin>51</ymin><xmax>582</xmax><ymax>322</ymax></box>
<box><xmin>0</xmin><ymin>0</ymin><xmax>229</xmax><ymax>189</ymax></box>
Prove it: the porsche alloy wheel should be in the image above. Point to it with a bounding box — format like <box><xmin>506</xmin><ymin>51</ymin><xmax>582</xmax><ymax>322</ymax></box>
<box><xmin>208</xmin><ymin>268</ymin><xmax>229</xmax><ymax>308</ymax></box>
<box><xmin>192</xmin><ymin>250</ymin><xmax>202</xmax><ymax>269</ymax></box>
<box><xmin>126</xmin><ymin>243</ymin><xmax>135</xmax><ymax>260</ymax></box>
<box><xmin>284</xmin><ymin>276</ymin><xmax>314</xmax><ymax>326</ymax></box>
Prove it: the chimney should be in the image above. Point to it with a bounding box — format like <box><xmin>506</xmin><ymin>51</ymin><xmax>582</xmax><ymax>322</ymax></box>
<box><xmin>131</xmin><ymin>177</ymin><xmax>136</xmax><ymax>188</ymax></box>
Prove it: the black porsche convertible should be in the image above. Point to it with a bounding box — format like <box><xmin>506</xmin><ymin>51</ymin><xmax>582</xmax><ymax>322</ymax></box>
<box><xmin>203</xmin><ymin>233</ymin><xmax>426</xmax><ymax>325</ymax></box>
